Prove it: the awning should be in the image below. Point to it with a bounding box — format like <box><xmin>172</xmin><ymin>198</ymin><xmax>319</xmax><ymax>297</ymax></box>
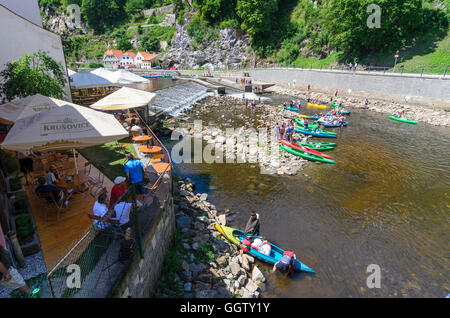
<box><xmin>90</xmin><ymin>87</ymin><xmax>156</xmax><ymax>111</ymax></box>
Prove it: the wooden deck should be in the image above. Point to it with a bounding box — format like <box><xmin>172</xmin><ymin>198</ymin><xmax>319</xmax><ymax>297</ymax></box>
<box><xmin>25</xmin><ymin>153</ymin><xmax>114</xmax><ymax>269</ymax></box>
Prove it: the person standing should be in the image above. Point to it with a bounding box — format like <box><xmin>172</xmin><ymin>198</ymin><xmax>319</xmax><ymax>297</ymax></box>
<box><xmin>110</xmin><ymin>176</ymin><xmax>127</xmax><ymax>206</ymax></box>
<box><xmin>244</xmin><ymin>212</ymin><xmax>260</xmax><ymax>236</ymax></box>
<box><xmin>275</xmin><ymin>123</ymin><xmax>281</xmax><ymax>140</ymax></box>
<box><xmin>124</xmin><ymin>153</ymin><xmax>146</xmax><ymax>195</ymax></box>
<box><xmin>364</xmin><ymin>98</ymin><xmax>369</xmax><ymax>109</ymax></box>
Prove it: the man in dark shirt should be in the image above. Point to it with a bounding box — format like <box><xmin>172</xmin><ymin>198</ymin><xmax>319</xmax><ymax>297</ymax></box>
<box><xmin>35</xmin><ymin>177</ymin><xmax>64</xmax><ymax>202</ymax></box>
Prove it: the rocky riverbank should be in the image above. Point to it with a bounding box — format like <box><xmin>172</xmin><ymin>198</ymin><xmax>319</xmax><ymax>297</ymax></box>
<box><xmin>164</xmin><ymin>96</ymin><xmax>314</xmax><ymax>176</ymax></box>
<box><xmin>266</xmin><ymin>85</ymin><xmax>450</xmax><ymax>127</ymax></box>
<box><xmin>156</xmin><ymin>177</ymin><xmax>267</xmax><ymax>298</ymax></box>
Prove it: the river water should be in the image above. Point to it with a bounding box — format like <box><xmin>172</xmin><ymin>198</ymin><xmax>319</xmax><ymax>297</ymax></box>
<box><xmin>146</xmin><ymin>81</ymin><xmax>450</xmax><ymax>298</ymax></box>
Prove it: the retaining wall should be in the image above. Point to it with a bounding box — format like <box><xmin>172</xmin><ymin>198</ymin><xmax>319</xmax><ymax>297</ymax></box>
<box><xmin>111</xmin><ymin>195</ymin><xmax>175</xmax><ymax>298</ymax></box>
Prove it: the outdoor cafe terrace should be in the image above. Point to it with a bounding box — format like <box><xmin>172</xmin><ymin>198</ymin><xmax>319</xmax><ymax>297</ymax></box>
<box><xmin>4</xmin><ymin>111</ymin><xmax>172</xmax><ymax>298</ymax></box>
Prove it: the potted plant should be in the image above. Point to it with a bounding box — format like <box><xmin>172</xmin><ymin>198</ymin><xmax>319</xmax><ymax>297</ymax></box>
<box><xmin>14</xmin><ymin>214</ymin><xmax>40</xmax><ymax>256</ymax></box>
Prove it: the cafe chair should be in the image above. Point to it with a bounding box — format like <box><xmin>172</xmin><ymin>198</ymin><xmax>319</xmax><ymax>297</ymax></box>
<box><xmin>35</xmin><ymin>191</ymin><xmax>71</xmax><ymax>222</ymax></box>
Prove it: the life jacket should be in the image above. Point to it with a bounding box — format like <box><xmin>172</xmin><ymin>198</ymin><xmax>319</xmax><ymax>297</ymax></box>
<box><xmin>283</xmin><ymin>250</ymin><xmax>294</xmax><ymax>258</ymax></box>
<box><xmin>241</xmin><ymin>239</ymin><xmax>251</xmax><ymax>252</ymax></box>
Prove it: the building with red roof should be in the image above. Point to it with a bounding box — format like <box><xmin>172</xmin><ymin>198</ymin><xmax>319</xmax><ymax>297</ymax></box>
<box><xmin>103</xmin><ymin>49</ymin><xmax>123</xmax><ymax>68</ymax></box>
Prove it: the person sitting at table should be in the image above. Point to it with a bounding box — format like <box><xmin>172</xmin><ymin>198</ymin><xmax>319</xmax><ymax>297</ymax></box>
<box><xmin>45</xmin><ymin>165</ymin><xmax>60</xmax><ymax>185</ymax></box>
<box><xmin>35</xmin><ymin>177</ymin><xmax>66</xmax><ymax>205</ymax></box>
<box><xmin>92</xmin><ymin>192</ymin><xmax>110</xmax><ymax>229</ymax></box>
<box><xmin>110</xmin><ymin>176</ymin><xmax>127</xmax><ymax>206</ymax></box>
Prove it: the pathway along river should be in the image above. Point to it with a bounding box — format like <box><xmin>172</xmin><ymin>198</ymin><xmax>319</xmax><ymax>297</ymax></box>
<box><xmin>157</xmin><ymin>86</ymin><xmax>449</xmax><ymax>297</ymax></box>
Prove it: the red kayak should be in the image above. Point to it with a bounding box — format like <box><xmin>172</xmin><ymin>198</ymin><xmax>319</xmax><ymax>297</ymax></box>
<box><xmin>280</xmin><ymin>140</ymin><xmax>333</xmax><ymax>160</ymax></box>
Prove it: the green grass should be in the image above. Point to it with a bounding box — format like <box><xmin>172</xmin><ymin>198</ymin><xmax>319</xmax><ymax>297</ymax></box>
<box><xmin>292</xmin><ymin>52</ymin><xmax>343</xmax><ymax>69</ymax></box>
<box><xmin>392</xmin><ymin>33</ymin><xmax>450</xmax><ymax>74</ymax></box>
<box><xmin>78</xmin><ymin>137</ymin><xmax>137</xmax><ymax>182</ymax></box>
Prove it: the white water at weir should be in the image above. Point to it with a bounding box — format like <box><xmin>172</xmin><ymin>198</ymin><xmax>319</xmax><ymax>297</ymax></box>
<box><xmin>149</xmin><ymin>82</ymin><xmax>213</xmax><ymax>116</ymax></box>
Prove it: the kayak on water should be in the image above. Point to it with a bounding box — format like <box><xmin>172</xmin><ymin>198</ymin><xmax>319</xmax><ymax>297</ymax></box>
<box><xmin>281</xmin><ymin>145</ymin><xmax>336</xmax><ymax>164</ymax></box>
<box><xmin>295</xmin><ymin>118</ymin><xmax>319</xmax><ymax>129</ymax></box>
<box><xmin>295</xmin><ymin>142</ymin><xmax>335</xmax><ymax>151</ymax></box>
<box><xmin>295</xmin><ymin>126</ymin><xmax>336</xmax><ymax>135</ymax></box>
<box><xmin>331</xmin><ymin>102</ymin><xmax>350</xmax><ymax>114</ymax></box>
<box><xmin>294</xmin><ymin>127</ymin><xmax>337</xmax><ymax>138</ymax></box>
<box><xmin>213</xmin><ymin>223</ymin><xmax>241</xmax><ymax>247</ymax></box>
<box><xmin>389</xmin><ymin>116</ymin><xmax>418</xmax><ymax>124</ymax></box>
<box><xmin>280</xmin><ymin>140</ymin><xmax>333</xmax><ymax>159</ymax></box>
<box><xmin>307</xmin><ymin>103</ymin><xmax>327</xmax><ymax>109</ymax></box>
<box><xmin>299</xmin><ymin>114</ymin><xmax>320</xmax><ymax>120</ymax></box>
<box><xmin>278</xmin><ymin>105</ymin><xmax>300</xmax><ymax>112</ymax></box>
<box><xmin>236</xmin><ymin>232</ymin><xmax>315</xmax><ymax>273</ymax></box>
<box><xmin>298</xmin><ymin>141</ymin><xmax>337</xmax><ymax>147</ymax></box>
<box><xmin>321</xmin><ymin>121</ymin><xmax>349</xmax><ymax>127</ymax></box>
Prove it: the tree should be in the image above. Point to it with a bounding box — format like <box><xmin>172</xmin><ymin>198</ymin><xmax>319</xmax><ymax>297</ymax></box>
<box><xmin>320</xmin><ymin>0</ymin><xmax>426</xmax><ymax>57</ymax></box>
<box><xmin>236</xmin><ymin>0</ymin><xmax>278</xmax><ymax>37</ymax></box>
<box><xmin>117</xmin><ymin>37</ymin><xmax>133</xmax><ymax>51</ymax></box>
<box><xmin>0</xmin><ymin>51</ymin><xmax>67</xmax><ymax>102</ymax></box>
<box><xmin>81</xmin><ymin>0</ymin><xmax>127</xmax><ymax>33</ymax></box>
<box><xmin>139</xmin><ymin>34</ymin><xmax>160</xmax><ymax>52</ymax></box>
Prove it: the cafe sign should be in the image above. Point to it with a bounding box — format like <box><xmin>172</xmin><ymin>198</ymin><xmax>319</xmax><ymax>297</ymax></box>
<box><xmin>40</xmin><ymin>118</ymin><xmax>93</xmax><ymax>136</ymax></box>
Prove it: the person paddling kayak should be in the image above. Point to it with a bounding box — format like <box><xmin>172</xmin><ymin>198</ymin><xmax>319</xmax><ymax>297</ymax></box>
<box><xmin>273</xmin><ymin>250</ymin><xmax>296</xmax><ymax>275</ymax></box>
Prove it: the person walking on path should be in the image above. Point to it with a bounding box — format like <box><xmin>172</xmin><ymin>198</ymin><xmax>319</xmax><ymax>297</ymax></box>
<box><xmin>124</xmin><ymin>153</ymin><xmax>146</xmax><ymax>196</ymax></box>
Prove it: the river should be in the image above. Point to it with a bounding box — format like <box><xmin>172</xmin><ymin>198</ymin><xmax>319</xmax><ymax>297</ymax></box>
<box><xmin>145</xmin><ymin>81</ymin><xmax>450</xmax><ymax>298</ymax></box>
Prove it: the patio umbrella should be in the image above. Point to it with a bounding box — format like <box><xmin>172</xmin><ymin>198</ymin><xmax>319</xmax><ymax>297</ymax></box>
<box><xmin>90</xmin><ymin>87</ymin><xmax>156</xmax><ymax>111</ymax></box>
<box><xmin>0</xmin><ymin>103</ymin><xmax>129</xmax><ymax>172</ymax></box>
<box><xmin>91</xmin><ymin>68</ymin><xmax>149</xmax><ymax>85</ymax></box>
<box><xmin>0</xmin><ymin>94</ymin><xmax>78</xmax><ymax>124</ymax></box>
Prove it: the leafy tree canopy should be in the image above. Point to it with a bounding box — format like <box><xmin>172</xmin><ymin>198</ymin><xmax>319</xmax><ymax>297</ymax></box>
<box><xmin>0</xmin><ymin>51</ymin><xmax>67</xmax><ymax>102</ymax></box>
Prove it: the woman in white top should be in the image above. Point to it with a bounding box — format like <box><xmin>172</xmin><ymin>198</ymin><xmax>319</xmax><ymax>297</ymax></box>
<box><xmin>93</xmin><ymin>193</ymin><xmax>109</xmax><ymax>229</ymax></box>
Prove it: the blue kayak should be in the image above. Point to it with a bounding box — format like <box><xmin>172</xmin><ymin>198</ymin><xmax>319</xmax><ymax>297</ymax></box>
<box><xmin>321</xmin><ymin>121</ymin><xmax>348</xmax><ymax>127</ymax></box>
<box><xmin>294</xmin><ymin>127</ymin><xmax>337</xmax><ymax>138</ymax></box>
<box><xmin>278</xmin><ymin>106</ymin><xmax>299</xmax><ymax>112</ymax></box>
<box><xmin>236</xmin><ymin>232</ymin><xmax>315</xmax><ymax>273</ymax></box>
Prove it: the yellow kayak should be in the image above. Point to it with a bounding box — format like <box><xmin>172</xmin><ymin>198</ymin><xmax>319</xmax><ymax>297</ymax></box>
<box><xmin>213</xmin><ymin>223</ymin><xmax>242</xmax><ymax>247</ymax></box>
<box><xmin>307</xmin><ymin>103</ymin><xmax>327</xmax><ymax>109</ymax></box>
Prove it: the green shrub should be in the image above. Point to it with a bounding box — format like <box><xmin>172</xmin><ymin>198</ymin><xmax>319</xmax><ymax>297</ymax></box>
<box><xmin>9</xmin><ymin>176</ymin><xmax>22</xmax><ymax>192</ymax></box>
<box><xmin>88</xmin><ymin>62</ymin><xmax>103</xmax><ymax>68</ymax></box>
<box><xmin>16</xmin><ymin>215</ymin><xmax>35</xmax><ymax>244</ymax></box>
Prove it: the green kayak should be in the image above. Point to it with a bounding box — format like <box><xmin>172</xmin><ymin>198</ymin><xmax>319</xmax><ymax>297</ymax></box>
<box><xmin>389</xmin><ymin>116</ymin><xmax>418</xmax><ymax>124</ymax></box>
<box><xmin>295</xmin><ymin>118</ymin><xmax>319</xmax><ymax>129</ymax></box>
<box><xmin>281</xmin><ymin>145</ymin><xmax>336</xmax><ymax>164</ymax></box>
<box><xmin>295</xmin><ymin>142</ymin><xmax>335</xmax><ymax>151</ymax></box>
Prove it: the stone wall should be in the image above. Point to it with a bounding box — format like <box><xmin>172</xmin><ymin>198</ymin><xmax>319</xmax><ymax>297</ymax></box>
<box><xmin>111</xmin><ymin>195</ymin><xmax>175</xmax><ymax>298</ymax></box>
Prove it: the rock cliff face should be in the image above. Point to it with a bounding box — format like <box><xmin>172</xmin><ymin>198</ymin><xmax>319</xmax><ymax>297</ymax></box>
<box><xmin>41</xmin><ymin>8</ymin><xmax>89</xmax><ymax>38</ymax></box>
<box><xmin>163</xmin><ymin>24</ymin><xmax>251</xmax><ymax>70</ymax></box>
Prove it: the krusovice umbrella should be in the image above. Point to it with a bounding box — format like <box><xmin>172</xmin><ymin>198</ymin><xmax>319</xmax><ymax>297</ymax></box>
<box><xmin>0</xmin><ymin>103</ymin><xmax>129</xmax><ymax>173</ymax></box>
